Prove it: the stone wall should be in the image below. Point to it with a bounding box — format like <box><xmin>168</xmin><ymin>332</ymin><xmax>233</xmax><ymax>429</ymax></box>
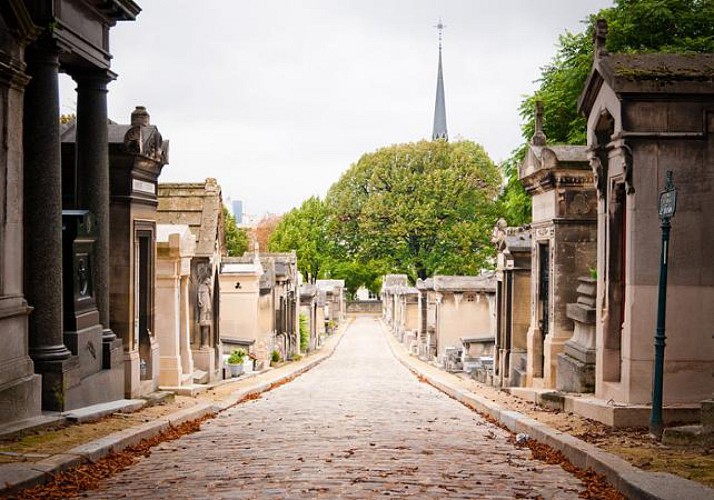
<box><xmin>347</xmin><ymin>301</ymin><xmax>383</xmax><ymax>314</ymax></box>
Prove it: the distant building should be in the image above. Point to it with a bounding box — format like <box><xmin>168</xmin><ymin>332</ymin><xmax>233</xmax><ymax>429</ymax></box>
<box><xmin>232</xmin><ymin>199</ymin><xmax>243</xmax><ymax>224</ymax></box>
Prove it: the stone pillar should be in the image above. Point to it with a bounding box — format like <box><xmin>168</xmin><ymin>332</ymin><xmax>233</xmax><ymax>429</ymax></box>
<box><xmin>24</xmin><ymin>45</ymin><xmax>72</xmax><ymax>364</ymax></box>
<box><xmin>0</xmin><ymin>31</ymin><xmax>42</xmax><ymax>423</ymax></box>
<box><xmin>179</xmin><ymin>275</ymin><xmax>194</xmax><ymax>377</ymax></box>
<box><xmin>24</xmin><ymin>45</ymin><xmax>79</xmax><ymax>409</ymax></box>
<box><xmin>73</xmin><ymin>70</ymin><xmax>117</xmax><ymax>348</ymax></box>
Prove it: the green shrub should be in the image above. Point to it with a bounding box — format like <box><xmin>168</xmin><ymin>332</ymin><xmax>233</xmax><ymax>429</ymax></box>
<box><xmin>271</xmin><ymin>350</ymin><xmax>281</xmax><ymax>363</ymax></box>
<box><xmin>299</xmin><ymin>313</ymin><xmax>309</xmax><ymax>352</ymax></box>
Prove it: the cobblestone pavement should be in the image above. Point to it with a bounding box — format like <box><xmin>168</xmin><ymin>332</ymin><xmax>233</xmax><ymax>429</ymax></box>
<box><xmin>88</xmin><ymin>317</ymin><xmax>586</xmax><ymax>499</ymax></box>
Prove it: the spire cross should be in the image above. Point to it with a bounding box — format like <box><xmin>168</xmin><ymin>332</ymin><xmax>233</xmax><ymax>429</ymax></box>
<box><xmin>434</xmin><ymin>18</ymin><xmax>446</xmax><ymax>49</ymax></box>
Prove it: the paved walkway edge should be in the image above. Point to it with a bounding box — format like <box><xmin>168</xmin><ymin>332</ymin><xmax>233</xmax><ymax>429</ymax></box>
<box><xmin>383</xmin><ymin>321</ymin><xmax>713</xmax><ymax>500</ymax></box>
<box><xmin>0</xmin><ymin>322</ymin><xmax>351</xmax><ymax>496</ymax></box>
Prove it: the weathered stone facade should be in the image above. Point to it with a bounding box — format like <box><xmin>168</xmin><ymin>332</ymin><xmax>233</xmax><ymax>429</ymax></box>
<box><xmin>518</xmin><ymin>105</ymin><xmax>596</xmax><ymax>390</ymax></box>
<box><xmin>63</xmin><ymin>106</ymin><xmax>169</xmax><ymax>398</ymax></box>
<box><xmin>219</xmin><ymin>256</ymin><xmax>264</xmax><ymax>368</ymax></box>
<box><xmin>19</xmin><ymin>0</ymin><xmax>139</xmax><ymax>413</ymax></box>
<box><xmin>299</xmin><ymin>283</ymin><xmax>319</xmax><ymax>352</ymax></box>
<box><xmin>316</xmin><ymin>279</ymin><xmax>346</xmax><ymax>328</ymax></box>
<box><xmin>431</xmin><ymin>274</ymin><xmax>497</xmax><ymax>371</ymax></box>
<box><xmin>492</xmin><ymin>221</ymin><xmax>532</xmax><ymax>388</ymax></box>
<box><xmin>157</xmin><ymin>179</ymin><xmax>225</xmax><ymax>382</ymax></box>
<box><xmin>415</xmin><ymin>278</ymin><xmax>436</xmax><ymax>360</ymax></box>
<box><xmin>0</xmin><ymin>1</ymin><xmax>42</xmax><ymax>423</ymax></box>
<box><xmin>578</xmin><ymin>23</ymin><xmax>714</xmax><ymax>407</ymax></box>
<box><xmin>155</xmin><ymin>224</ymin><xmax>196</xmax><ymax>388</ymax></box>
<box><xmin>381</xmin><ymin>274</ymin><xmax>409</xmax><ymax>334</ymax></box>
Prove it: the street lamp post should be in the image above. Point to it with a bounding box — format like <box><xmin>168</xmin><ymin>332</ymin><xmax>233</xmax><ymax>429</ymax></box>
<box><xmin>649</xmin><ymin>170</ymin><xmax>677</xmax><ymax>439</ymax></box>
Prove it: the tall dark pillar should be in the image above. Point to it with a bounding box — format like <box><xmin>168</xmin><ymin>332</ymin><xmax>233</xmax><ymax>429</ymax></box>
<box><xmin>73</xmin><ymin>70</ymin><xmax>117</xmax><ymax>344</ymax></box>
<box><xmin>23</xmin><ymin>45</ymin><xmax>72</xmax><ymax>364</ymax></box>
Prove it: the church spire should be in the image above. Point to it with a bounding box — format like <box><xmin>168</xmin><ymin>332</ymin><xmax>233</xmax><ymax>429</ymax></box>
<box><xmin>432</xmin><ymin>19</ymin><xmax>448</xmax><ymax>141</ymax></box>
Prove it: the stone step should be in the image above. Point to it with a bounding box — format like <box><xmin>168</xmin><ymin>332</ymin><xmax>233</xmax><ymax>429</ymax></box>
<box><xmin>192</xmin><ymin>370</ymin><xmax>209</xmax><ymax>384</ymax></box>
<box><xmin>0</xmin><ymin>415</ymin><xmax>64</xmax><ymax>440</ymax></box>
<box><xmin>63</xmin><ymin>399</ymin><xmax>145</xmax><ymax>423</ymax></box>
<box><xmin>142</xmin><ymin>391</ymin><xmax>175</xmax><ymax>407</ymax></box>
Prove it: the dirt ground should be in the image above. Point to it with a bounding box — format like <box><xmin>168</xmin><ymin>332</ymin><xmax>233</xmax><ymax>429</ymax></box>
<box><xmin>453</xmin><ymin>374</ymin><xmax>714</xmax><ymax>488</ymax></box>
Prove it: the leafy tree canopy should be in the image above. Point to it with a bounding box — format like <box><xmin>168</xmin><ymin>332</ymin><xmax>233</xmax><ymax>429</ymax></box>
<box><xmin>326</xmin><ymin>140</ymin><xmax>501</xmax><ymax>282</ymax></box>
<box><xmin>501</xmin><ymin>0</ymin><xmax>714</xmax><ymax>226</ymax></box>
<box><xmin>269</xmin><ymin>196</ymin><xmax>330</xmax><ymax>282</ymax></box>
<box><xmin>223</xmin><ymin>206</ymin><xmax>249</xmax><ymax>257</ymax></box>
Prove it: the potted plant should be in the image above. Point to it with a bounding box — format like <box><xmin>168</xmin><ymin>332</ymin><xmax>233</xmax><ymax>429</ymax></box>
<box><xmin>226</xmin><ymin>349</ymin><xmax>247</xmax><ymax>377</ymax></box>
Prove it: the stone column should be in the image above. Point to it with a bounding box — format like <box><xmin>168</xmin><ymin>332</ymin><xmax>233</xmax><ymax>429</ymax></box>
<box><xmin>179</xmin><ymin>275</ymin><xmax>194</xmax><ymax>377</ymax></box>
<box><xmin>23</xmin><ymin>45</ymin><xmax>72</xmax><ymax>364</ymax></box>
<box><xmin>73</xmin><ymin>70</ymin><xmax>116</xmax><ymax>345</ymax></box>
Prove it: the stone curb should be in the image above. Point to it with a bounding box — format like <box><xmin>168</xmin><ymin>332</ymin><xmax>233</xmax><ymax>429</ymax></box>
<box><xmin>383</xmin><ymin>323</ymin><xmax>713</xmax><ymax>500</ymax></box>
<box><xmin>0</xmin><ymin>321</ymin><xmax>350</xmax><ymax>496</ymax></box>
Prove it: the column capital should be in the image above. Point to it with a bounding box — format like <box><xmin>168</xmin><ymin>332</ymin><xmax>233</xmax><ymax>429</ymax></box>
<box><xmin>26</xmin><ymin>41</ymin><xmax>61</xmax><ymax>67</ymax></box>
<box><xmin>69</xmin><ymin>67</ymin><xmax>117</xmax><ymax>89</ymax></box>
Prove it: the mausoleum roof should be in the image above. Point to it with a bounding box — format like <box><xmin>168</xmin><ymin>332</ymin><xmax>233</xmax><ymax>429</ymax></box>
<box><xmin>579</xmin><ymin>52</ymin><xmax>714</xmax><ymax>115</ymax></box>
<box><xmin>157</xmin><ymin>178</ymin><xmax>224</xmax><ymax>258</ymax></box>
<box><xmin>433</xmin><ymin>272</ymin><xmax>496</xmax><ymax>293</ymax></box>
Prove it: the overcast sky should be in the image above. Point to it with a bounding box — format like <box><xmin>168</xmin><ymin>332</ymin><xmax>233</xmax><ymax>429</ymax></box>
<box><xmin>60</xmin><ymin>0</ymin><xmax>612</xmax><ymax>218</ymax></box>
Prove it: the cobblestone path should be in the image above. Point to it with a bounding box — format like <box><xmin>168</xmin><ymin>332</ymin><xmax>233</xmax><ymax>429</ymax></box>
<box><xmin>89</xmin><ymin>316</ymin><xmax>586</xmax><ymax>499</ymax></box>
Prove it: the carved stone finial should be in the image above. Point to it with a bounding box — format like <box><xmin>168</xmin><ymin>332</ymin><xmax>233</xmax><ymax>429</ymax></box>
<box><xmin>491</xmin><ymin>218</ymin><xmax>508</xmax><ymax>246</ymax></box>
<box><xmin>532</xmin><ymin>101</ymin><xmax>547</xmax><ymax>146</ymax></box>
<box><xmin>594</xmin><ymin>19</ymin><xmax>609</xmax><ymax>58</ymax></box>
<box><xmin>131</xmin><ymin>106</ymin><xmax>150</xmax><ymax>127</ymax></box>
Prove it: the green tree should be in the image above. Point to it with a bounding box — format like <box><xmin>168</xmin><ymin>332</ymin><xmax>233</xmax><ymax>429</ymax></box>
<box><xmin>326</xmin><ymin>259</ymin><xmax>388</xmax><ymax>299</ymax></box>
<box><xmin>299</xmin><ymin>313</ymin><xmax>309</xmax><ymax>352</ymax></box>
<box><xmin>223</xmin><ymin>206</ymin><xmax>249</xmax><ymax>257</ymax></box>
<box><xmin>269</xmin><ymin>196</ymin><xmax>330</xmax><ymax>282</ymax></box>
<box><xmin>502</xmin><ymin>0</ymin><xmax>714</xmax><ymax>224</ymax></box>
<box><xmin>326</xmin><ymin>140</ymin><xmax>501</xmax><ymax>282</ymax></box>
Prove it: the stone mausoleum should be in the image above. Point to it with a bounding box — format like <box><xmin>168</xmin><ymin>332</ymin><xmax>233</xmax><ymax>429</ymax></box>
<box><xmin>492</xmin><ymin>221</ymin><xmax>532</xmax><ymax>388</ymax></box>
<box><xmin>1</xmin><ymin>0</ymin><xmax>140</xmax><ymax>417</ymax></box>
<box><xmin>157</xmin><ymin>179</ymin><xmax>225</xmax><ymax>383</ymax></box>
<box><xmin>576</xmin><ymin>21</ymin><xmax>714</xmax><ymax>423</ymax></box>
<box><xmin>62</xmin><ymin>106</ymin><xmax>169</xmax><ymax>398</ymax></box>
<box><xmin>518</xmin><ymin>103</ymin><xmax>596</xmax><ymax>390</ymax></box>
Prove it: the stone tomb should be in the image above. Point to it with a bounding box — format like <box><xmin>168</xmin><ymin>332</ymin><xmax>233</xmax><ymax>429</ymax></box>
<box><xmin>577</xmin><ymin>21</ymin><xmax>714</xmax><ymax>409</ymax></box>
<box><xmin>518</xmin><ymin>104</ymin><xmax>596</xmax><ymax>390</ymax></box>
<box><xmin>64</xmin><ymin>106</ymin><xmax>169</xmax><ymax>398</ymax></box>
<box><xmin>415</xmin><ymin>278</ymin><xmax>436</xmax><ymax>361</ymax></box>
<box><xmin>299</xmin><ymin>283</ymin><xmax>319</xmax><ymax>352</ymax></box>
<box><xmin>157</xmin><ymin>179</ymin><xmax>225</xmax><ymax>383</ymax></box>
<box><xmin>317</xmin><ymin>279</ymin><xmax>346</xmax><ymax>328</ymax></box>
<box><xmin>432</xmin><ymin>274</ymin><xmax>497</xmax><ymax>370</ymax></box>
<box><xmin>381</xmin><ymin>274</ymin><xmax>408</xmax><ymax>332</ymax></box>
<box><xmin>155</xmin><ymin>224</ymin><xmax>196</xmax><ymax>388</ymax></box>
<box><xmin>491</xmin><ymin>221</ymin><xmax>532</xmax><ymax>388</ymax></box>
<box><xmin>218</xmin><ymin>256</ymin><xmax>264</xmax><ymax>366</ymax></box>
<box><xmin>22</xmin><ymin>1</ymin><xmax>139</xmax><ymax>411</ymax></box>
<box><xmin>396</xmin><ymin>286</ymin><xmax>420</xmax><ymax>351</ymax></box>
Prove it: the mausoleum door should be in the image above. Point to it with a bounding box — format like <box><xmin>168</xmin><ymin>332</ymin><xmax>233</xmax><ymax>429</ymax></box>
<box><xmin>536</xmin><ymin>242</ymin><xmax>549</xmax><ymax>377</ymax></box>
<box><xmin>604</xmin><ymin>182</ymin><xmax>626</xmax><ymax>382</ymax></box>
<box><xmin>135</xmin><ymin>230</ymin><xmax>153</xmax><ymax>380</ymax></box>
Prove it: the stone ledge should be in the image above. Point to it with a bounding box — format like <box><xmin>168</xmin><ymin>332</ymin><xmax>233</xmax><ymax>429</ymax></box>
<box><xmin>63</xmin><ymin>399</ymin><xmax>146</xmax><ymax>423</ymax></box>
